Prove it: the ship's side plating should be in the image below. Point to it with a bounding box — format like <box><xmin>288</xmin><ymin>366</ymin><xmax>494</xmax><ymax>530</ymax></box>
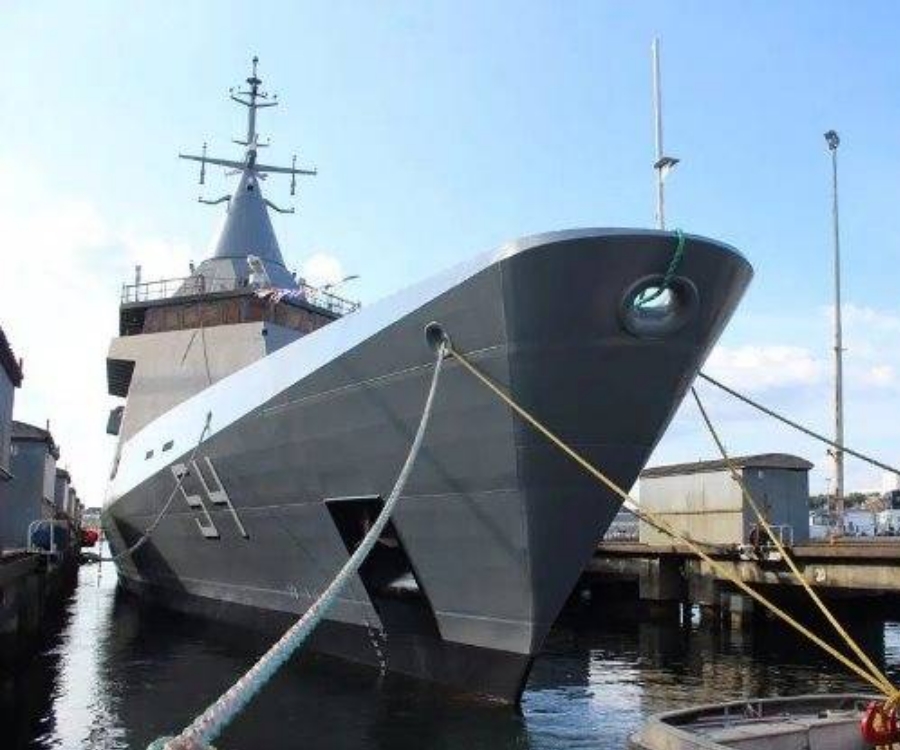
<box><xmin>103</xmin><ymin>228</ymin><xmax>752</xmax><ymax>701</ymax></box>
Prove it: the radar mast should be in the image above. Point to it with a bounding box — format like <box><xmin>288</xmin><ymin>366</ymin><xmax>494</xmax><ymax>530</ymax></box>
<box><xmin>179</xmin><ymin>56</ymin><xmax>317</xmax><ymax>212</ymax></box>
<box><xmin>177</xmin><ymin>57</ymin><xmax>318</xmax><ymax>289</ymax></box>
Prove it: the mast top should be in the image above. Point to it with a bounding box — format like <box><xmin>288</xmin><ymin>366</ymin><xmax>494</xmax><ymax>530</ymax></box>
<box><xmin>229</xmin><ymin>54</ymin><xmax>279</xmax><ymax>149</ymax></box>
<box><xmin>178</xmin><ymin>57</ymin><xmax>317</xmax><ymax>289</ymax></box>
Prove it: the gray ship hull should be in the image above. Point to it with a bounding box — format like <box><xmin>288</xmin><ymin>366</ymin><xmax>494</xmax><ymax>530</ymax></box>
<box><xmin>103</xmin><ymin>228</ymin><xmax>752</xmax><ymax>702</ymax></box>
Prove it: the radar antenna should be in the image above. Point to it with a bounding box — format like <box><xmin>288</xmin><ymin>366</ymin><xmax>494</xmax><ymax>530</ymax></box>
<box><xmin>178</xmin><ymin>56</ymin><xmax>316</xmax><ymax>209</ymax></box>
<box><xmin>230</xmin><ymin>54</ymin><xmax>277</xmax><ymax>149</ymax></box>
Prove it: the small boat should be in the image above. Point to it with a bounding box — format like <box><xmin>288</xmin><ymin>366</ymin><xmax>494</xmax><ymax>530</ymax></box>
<box><xmin>631</xmin><ymin>694</ymin><xmax>874</xmax><ymax>750</ymax></box>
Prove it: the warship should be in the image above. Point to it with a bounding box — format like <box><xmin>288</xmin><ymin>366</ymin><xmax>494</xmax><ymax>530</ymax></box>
<box><xmin>102</xmin><ymin>58</ymin><xmax>753</xmax><ymax>703</ymax></box>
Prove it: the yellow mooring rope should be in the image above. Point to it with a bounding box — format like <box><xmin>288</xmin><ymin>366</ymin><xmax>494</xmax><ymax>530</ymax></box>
<box><xmin>445</xmin><ymin>342</ymin><xmax>897</xmax><ymax>700</ymax></box>
<box><xmin>690</xmin><ymin>385</ymin><xmax>897</xmax><ymax>697</ymax></box>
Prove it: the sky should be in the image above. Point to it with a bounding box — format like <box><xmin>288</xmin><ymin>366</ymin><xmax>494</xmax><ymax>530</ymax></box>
<box><xmin>1</xmin><ymin>1</ymin><xmax>899</xmax><ymax>506</ymax></box>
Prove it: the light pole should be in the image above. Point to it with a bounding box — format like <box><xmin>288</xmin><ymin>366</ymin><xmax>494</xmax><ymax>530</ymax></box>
<box><xmin>825</xmin><ymin>129</ymin><xmax>845</xmax><ymax>534</ymax></box>
<box><xmin>321</xmin><ymin>274</ymin><xmax>360</xmax><ymax>293</ymax></box>
<box><xmin>651</xmin><ymin>38</ymin><xmax>679</xmax><ymax>230</ymax></box>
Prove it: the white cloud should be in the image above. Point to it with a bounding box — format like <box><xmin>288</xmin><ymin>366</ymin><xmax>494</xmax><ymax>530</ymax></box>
<box><xmin>840</xmin><ymin>304</ymin><xmax>900</xmax><ymax>333</ymax></box>
<box><xmin>704</xmin><ymin>344</ymin><xmax>824</xmax><ymax>392</ymax></box>
<box><xmin>658</xmin><ymin>301</ymin><xmax>900</xmax><ymax>494</ymax></box>
<box><xmin>864</xmin><ymin>364</ymin><xmax>896</xmax><ymax>388</ymax></box>
<box><xmin>0</xmin><ymin>160</ymin><xmax>192</xmax><ymax>507</ymax></box>
<box><xmin>119</xmin><ymin>229</ymin><xmax>194</xmax><ymax>281</ymax></box>
<box><xmin>301</xmin><ymin>252</ymin><xmax>345</xmax><ymax>287</ymax></box>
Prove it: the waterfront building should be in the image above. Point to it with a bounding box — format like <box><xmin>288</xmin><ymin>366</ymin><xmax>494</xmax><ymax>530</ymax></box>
<box><xmin>54</xmin><ymin>468</ymin><xmax>71</xmax><ymax>518</ymax></box>
<box><xmin>0</xmin><ymin>326</ymin><xmax>23</xmax><ymax>483</ymax></box>
<box><xmin>638</xmin><ymin>454</ymin><xmax>813</xmax><ymax>546</ymax></box>
<box><xmin>883</xmin><ymin>471</ymin><xmax>900</xmax><ymax>494</ymax></box>
<box><xmin>0</xmin><ymin>422</ymin><xmax>60</xmax><ymax>551</ymax></box>
<box><xmin>65</xmin><ymin>485</ymin><xmax>77</xmax><ymax>520</ymax></box>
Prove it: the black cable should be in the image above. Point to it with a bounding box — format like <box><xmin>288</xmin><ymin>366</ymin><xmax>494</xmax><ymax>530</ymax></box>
<box><xmin>698</xmin><ymin>372</ymin><xmax>900</xmax><ymax>478</ymax></box>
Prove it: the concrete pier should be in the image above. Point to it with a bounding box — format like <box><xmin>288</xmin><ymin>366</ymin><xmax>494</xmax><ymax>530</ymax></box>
<box><xmin>584</xmin><ymin>539</ymin><xmax>900</xmax><ymax>625</ymax></box>
<box><xmin>0</xmin><ymin>550</ymin><xmax>77</xmax><ymax>670</ymax></box>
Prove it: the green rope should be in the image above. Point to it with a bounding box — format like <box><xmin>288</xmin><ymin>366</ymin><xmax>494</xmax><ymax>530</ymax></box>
<box><xmin>636</xmin><ymin>228</ymin><xmax>686</xmax><ymax>307</ymax></box>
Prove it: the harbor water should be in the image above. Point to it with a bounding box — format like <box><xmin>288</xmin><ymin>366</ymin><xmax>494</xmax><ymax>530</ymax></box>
<box><xmin>4</xmin><ymin>558</ymin><xmax>898</xmax><ymax>750</ymax></box>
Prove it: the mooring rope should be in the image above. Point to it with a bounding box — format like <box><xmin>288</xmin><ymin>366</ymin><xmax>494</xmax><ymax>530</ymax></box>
<box><xmin>445</xmin><ymin>341</ymin><xmax>895</xmax><ymax>698</ymax></box>
<box><xmin>636</xmin><ymin>228</ymin><xmax>685</xmax><ymax>307</ymax></box>
<box><xmin>103</xmin><ymin>412</ymin><xmax>212</xmax><ymax>564</ymax></box>
<box><xmin>151</xmin><ymin>343</ymin><xmax>447</xmax><ymax>750</ymax></box>
<box><xmin>698</xmin><ymin>371</ymin><xmax>900</xmax><ymax>478</ymax></box>
<box><xmin>276</xmin><ymin>512</ymin><xmax>389</xmax><ymax>673</ymax></box>
<box><xmin>690</xmin><ymin>386</ymin><xmax>897</xmax><ymax>696</ymax></box>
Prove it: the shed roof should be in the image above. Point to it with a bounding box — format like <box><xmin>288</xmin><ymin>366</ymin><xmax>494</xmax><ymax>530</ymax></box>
<box><xmin>640</xmin><ymin>453</ymin><xmax>813</xmax><ymax>479</ymax></box>
<box><xmin>0</xmin><ymin>325</ymin><xmax>23</xmax><ymax>387</ymax></box>
<box><xmin>11</xmin><ymin>420</ymin><xmax>59</xmax><ymax>459</ymax></box>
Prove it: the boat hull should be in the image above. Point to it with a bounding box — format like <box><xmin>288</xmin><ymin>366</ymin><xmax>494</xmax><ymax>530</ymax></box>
<box><xmin>118</xmin><ymin>575</ymin><xmax>534</xmax><ymax>703</ymax></box>
<box><xmin>103</xmin><ymin>228</ymin><xmax>752</xmax><ymax>702</ymax></box>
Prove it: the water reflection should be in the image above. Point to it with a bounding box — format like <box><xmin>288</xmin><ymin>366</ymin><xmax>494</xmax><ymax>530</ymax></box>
<box><xmin>523</xmin><ymin>602</ymin><xmax>889</xmax><ymax>749</ymax></box>
<box><xmin>4</xmin><ymin>564</ymin><xmax>898</xmax><ymax>750</ymax></box>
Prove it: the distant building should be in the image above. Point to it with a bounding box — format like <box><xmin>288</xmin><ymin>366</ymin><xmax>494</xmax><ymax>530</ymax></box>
<box><xmin>65</xmin><ymin>485</ymin><xmax>77</xmax><ymax>519</ymax></box>
<box><xmin>0</xmin><ymin>421</ymin><xmax>59</xmax><ymax>551</ymax></box>
<box><xmin>638</xmin><ymin>453</ymin><xmax>812</xmax><ymax>547</ymax></box>
<box><xmin>882</xmin><ymin>471</ymin><xmax>900</xmax><ymax>494</ymax></box>
<box><xmin>81</xmin><ymin>506</ymin><xmax>102</xmax><ymax>530</ymax></box>
<box><xmin>54</xmin><ymin>468</ymin><xmax>71</xmax><ymax>517</ymax></box>
<box><xmin>0</xmin><ymin>325</ymin><xmax>24</xmax><ymax>481</ymax></box>
<box><xmin>843</xmin><ymin>508</ymin><xmax>876</xmax><ymax>537</ymax></box>
<box><xmin>604</xmin><ymin>507</ymin><xmax>639</xmax><ymax>541</ymax></box>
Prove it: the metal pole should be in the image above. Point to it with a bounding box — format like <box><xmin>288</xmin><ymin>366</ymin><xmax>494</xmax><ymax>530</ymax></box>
<box><xmin>652</xmin><ymin>38</ymin><xmax>665</xmax><ymax>230</ymax></box>
<box><xmin>825</xmin><ymin>130</ymin><xmax>844</xmax><ymax>533</ymax></box>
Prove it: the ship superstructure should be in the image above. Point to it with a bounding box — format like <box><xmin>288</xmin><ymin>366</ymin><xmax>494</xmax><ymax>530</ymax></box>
<box><xmin>103</xmin><ymin>59</ymin><xmax>753</xmax><ymax>703</ymax></box>
<box><xmin>108</xmin><ymin>58</ymin><xmax>356</xmax><ymax>447</ymax></box>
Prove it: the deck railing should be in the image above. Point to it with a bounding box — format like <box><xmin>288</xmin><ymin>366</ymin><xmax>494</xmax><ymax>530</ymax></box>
<box><xmin>121</xmin><ymin>275</ymin><xmax>360</xmax><ymax>316</ymax></box>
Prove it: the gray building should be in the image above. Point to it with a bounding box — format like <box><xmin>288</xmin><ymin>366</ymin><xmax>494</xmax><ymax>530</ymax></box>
<box><xmin>0</xmin><ymin>421</ymin><xmax>59</xmax><ymax>551</ymax></box>
<box><xmin>0</xmin><ymin>326</ymin><xmax>23</xmax><ymax>482</ymax></box>
<box><xmin>638</xmin><ymin>453</ymin><xmax>812</xmax><ymax>546</ymax></box>
<box><xmin>54</xmin><ymin>468</ymin><xmax>71</xmax><ymax>518</ymax></box>
<box><xmin>65</xmin><ymin>485</ymin><xmax>77</xmax><ymax>520</ymax></box>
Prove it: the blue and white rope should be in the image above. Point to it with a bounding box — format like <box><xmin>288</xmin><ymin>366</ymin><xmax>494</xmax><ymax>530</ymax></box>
<box><xmin>152</xmin><ymin>343</ymin><xmax>447</xmax><ymax>750</ymax></box>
